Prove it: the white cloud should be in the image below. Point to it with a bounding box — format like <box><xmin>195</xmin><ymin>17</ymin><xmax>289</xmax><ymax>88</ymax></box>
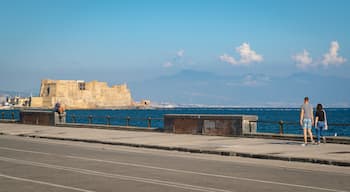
<box><xmin>236</xmin><ymin>43</ymin><xmax>263</xmax><ymax>64</ymax></box>
<box><xmin>163</xmin><ymin>61</ymin><xmax>173</xmax><ymax>68</ymax></box>
<box><xmin>293</xmin><ymin>49</ymin><xmax>313</xmax><ymax>69</ymax></box>
<box><xmin>293</xmin><ymin>41</ymin><xmax>347</xmax><ymax>69</ymax></box>
<box><xmin>219</xmin><ymin>54</ymin><xmax>237</xmax><ymax>65</ymax></box>
<box><xmin>177</xmin><ymin>49</ymin><xmax>184</xmax><ymax>57</ymax></box>
<box><xmin>322</xmin><ymin>41</ymin><xmax>346</xmax><ymax>66</ymax></box>
<box><xmin>163</xmin><ymin>49</ymin><xmax>185</xmax><ymax>68</ymax></box>
<box><xmin>220</xmin><ymin>42</ymin><xmax>263</xmax><ymax>65</ymax></box>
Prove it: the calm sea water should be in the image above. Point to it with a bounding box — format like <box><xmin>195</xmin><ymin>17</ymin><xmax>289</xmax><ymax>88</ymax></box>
<box><xmin>1</xmin><ymin>108</ymin><xmax>349</xmax><ymax>136</ymax></box>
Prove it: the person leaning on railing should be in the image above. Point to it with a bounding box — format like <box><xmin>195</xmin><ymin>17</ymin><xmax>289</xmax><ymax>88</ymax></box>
<box><xmin>54</xmin><ymin>102</ymin><xmax>65</xmax><ymax>114</ymax></box>
<box><xmin>54</xmin><ymin>102</ymin><xmax>65</xmax><ymax>122</ymax></box>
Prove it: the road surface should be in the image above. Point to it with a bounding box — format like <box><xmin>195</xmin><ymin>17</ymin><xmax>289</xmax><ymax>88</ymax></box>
<box><xmin>0</xmin><ymin>135</ymin><xmax>349</xmax><ymax>192</ymax></box>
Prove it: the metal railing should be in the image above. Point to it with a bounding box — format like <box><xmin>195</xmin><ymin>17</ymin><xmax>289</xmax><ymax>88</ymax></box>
<box><xmin>249</xmin><ymin>120</ymin><xmax>350</xmax><ymax>136</ymax></box>
<box><xmin>0</xmin><ymin>111</ymin><xmax>16</xmax><ymax>120</ymax></box>
<box><xmin>1</xmin><ymin>110</ymin><xmax>349</xmax><ymax>136</ymax></box>
<box><xmin>67</xmin><ymin>114</ymin><xmax>163</xmax><ymax>128</ymax></box>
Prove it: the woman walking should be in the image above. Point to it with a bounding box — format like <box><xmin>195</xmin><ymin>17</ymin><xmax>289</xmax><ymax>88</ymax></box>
<box><xmin>315</xmin><ymin>104</ymin><xmax>328</xmax><ymax>144</ymax></box>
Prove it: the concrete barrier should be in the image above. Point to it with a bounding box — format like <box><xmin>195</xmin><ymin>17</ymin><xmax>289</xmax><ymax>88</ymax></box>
<box><xmin>164</xmin><ymin>114</ymin><xmax>258</xmax><ymax>136</ymax></box>
<box><xmin>54</xmin><ymin>112</ymin><xmax>66</xmax><ymax>124</ymax></box>
<box><xmin>20</xmin><ymin>109</ymin><xmax>66</xmax><ymax>126</ymax></box>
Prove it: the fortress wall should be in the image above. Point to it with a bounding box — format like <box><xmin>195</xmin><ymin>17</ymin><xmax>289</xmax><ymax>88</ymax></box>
<box><xmin>30</xmin><ymin>97</ymin><xmax>43</xmax><ymax>108</ymax></box>
<box><xmin>31</xmin><ymin>79</ymin><xmax>134</xmax><ymax>109</ymax></box>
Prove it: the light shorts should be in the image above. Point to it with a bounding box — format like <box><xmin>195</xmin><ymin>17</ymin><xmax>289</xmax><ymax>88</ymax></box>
<box><xmin>303</xmin><ymin>118</ymin><xmax>312</xmax><ymax>129</ymax></box>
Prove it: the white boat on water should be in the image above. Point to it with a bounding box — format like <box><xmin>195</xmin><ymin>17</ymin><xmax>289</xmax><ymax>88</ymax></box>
<box><xmin>152</xmin><ymin>103</ymin><xmax>177</xmax><ymax>109</ymax></box>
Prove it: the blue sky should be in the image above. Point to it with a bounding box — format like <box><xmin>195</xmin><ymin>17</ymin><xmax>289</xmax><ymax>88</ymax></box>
<box><xmin>0</xmin><ymin>0</ymin><xmax>349</xmax><ymax>106</ymax></box>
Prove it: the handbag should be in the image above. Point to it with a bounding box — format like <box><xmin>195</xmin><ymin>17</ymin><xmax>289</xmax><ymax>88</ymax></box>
<box><xmin>323</xmin><ymin>109</ymin><xmax>328</xmax><ymax>130</ymax></box>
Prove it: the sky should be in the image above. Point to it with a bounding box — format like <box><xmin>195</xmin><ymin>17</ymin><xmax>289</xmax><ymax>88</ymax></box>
<box><xmin>0</xmin><ymin>0</ymin><xmax>349</xmax><ymax>107</ymax></box>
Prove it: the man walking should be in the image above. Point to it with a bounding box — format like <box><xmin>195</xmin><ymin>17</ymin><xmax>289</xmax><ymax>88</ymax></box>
<box><xmin>300</xmin><ymin>97</ymin><xmax>315</xmax><ymax>146</ymax></box>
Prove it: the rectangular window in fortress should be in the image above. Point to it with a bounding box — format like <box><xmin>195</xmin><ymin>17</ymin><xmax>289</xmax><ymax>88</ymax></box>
<box><xmin>79</xmin><ymin>83</ymin><xmax>86</xmax><ymax>90</ymax></box>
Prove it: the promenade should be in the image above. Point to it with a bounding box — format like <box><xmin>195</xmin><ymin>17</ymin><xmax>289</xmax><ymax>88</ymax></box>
<box><xmin>0</xmin><ymin>123</ymin><xmax>349</xmax><ymax>166</ymax></box>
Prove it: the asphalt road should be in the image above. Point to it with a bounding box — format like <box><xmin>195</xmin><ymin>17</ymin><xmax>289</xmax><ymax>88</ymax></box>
<box><xmin>0</xmin><ymin>135</ymin><xmax>349</xmax><ymax>192</ymax></box>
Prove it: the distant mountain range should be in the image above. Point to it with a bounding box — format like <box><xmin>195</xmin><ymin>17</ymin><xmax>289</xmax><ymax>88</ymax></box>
<box><xmin>1</xmin><ymin>70</ymin><xmax>349</xmax><ymax>107</ymax></box>
<box><xmin>130</xmin><ymin>69</ymin><xmax>350</xmax><ymax>107</ymax></box>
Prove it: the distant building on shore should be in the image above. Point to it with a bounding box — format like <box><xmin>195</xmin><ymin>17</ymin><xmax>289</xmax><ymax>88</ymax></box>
<box><xmin>30</xmin><ymin>79</ymin><xmax>150</xmax><ymax>109</ymax></box>
<box><xmin>8</xmin><ymin>96</ymin><xmax>31</xmax><ymax>107</ymax></box>
<box><xmin>0</xmin><ymin>95</ymin><xmax>30</xmax><ymax>108</ymax></box>
<box><xmin>0</xmin><ymin>95</ymin><xmax>6</xmax><ymax>106</ymax></box>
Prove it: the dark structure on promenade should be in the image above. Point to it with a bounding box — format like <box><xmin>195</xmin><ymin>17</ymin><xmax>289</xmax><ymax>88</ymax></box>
<box><xmin>164</xmin><ymin>114</ymin><xmax>257</xmax><ymax>136</ymax></box>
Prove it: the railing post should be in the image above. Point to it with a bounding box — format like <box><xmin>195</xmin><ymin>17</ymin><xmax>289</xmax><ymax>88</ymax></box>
<box><xmin>88</xmin><ymin>115</ymin><xmax>93</xmax><ymax>124</ymax></box>
<box><xmin>1</xmin><ymin>112</ymin><xmax>4</xmax><ymax>119</ymax></box>
<box><xmin>147</xmin><ymin>117</ymin><xmax>151</xmax><ymax>128</ymax></box>
<box><xmin>279</xmin><ymin>120</ymin><xmax>284</xmax><ymax>135</ymax></box>
<box><xmin>72</xmin><ymin>115</ymin><xmax>76</xmax><ymax>123</ymax></box>
<box><xmin>126</xmin><ymin>116</ymin><xmax>130</xmax><ymax>126</ymax></box>
<box><xmin>11</xmin><ymin>112</ymin><xmax>15</xmax><ymax>120</ymax></box>
<box><xmin>106</xmin><ymin>115</ymin><xmax>111</xmax><ymax>126</ymax></box>
<box><xmin>249</xmin><ymin>121</ymin><xmax>252</xmax><ymax>133</ymax></box>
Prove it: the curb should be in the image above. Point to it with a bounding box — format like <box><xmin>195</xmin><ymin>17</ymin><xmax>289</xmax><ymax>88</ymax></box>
<box><xmin>0</xmin><ymin>120</ymin><xmax>19</xmax><ymax>123</ymax></box>
<box><xmin>5</xmin><ymin>133</ymin><xmax>349</xmax><ymax>167</ymax></box>
<box><xmin>243</xmin><ymin>133</ymin><xmax>350</xmax><ymax>145</ymax></box>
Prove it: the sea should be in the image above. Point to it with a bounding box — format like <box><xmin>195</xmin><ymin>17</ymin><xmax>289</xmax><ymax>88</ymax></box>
<box><xmin>1</xmin><ymin>108</ymin><xmax>349</xmax><ymax>137</ymax></box>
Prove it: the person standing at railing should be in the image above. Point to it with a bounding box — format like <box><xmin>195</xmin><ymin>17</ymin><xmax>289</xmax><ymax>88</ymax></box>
<box><xmin>300</xmin><ymin>97</ymin><xmax>315</xmax><ymax>146</ymax></box>
<box><xmin>54</xmin><ymin>102</ymin><xmax>61</xmax><ymax>113</ymax></box>
<box><xmin>315</xmin><ymin>104</ymin><xmax>328</xmax><ymax>144</ymax></box>
<box><xmin>54</xmin><ymin>102</ymin><xmax>65</xmax><ymax>122</ymax></box>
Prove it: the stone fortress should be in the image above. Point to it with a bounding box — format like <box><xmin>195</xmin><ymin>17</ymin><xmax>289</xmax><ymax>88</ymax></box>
<box><xmin>30</xmin><ymin>79</ymin><xmax>150</xmax><ymax>109</ymax></box>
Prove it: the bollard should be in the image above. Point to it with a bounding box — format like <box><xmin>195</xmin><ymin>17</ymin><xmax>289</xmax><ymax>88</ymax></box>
<box><xmin>11</xmin><ymin>112</ymin><xmax>15</xmax><ymax>120</ymax></box>
<box><xmin>88</xmin><ymin>115</ymin><xmax>93</xmax><ymax>124</ymax></box>
<box><xmin>147</xmin><ymin>117</ymin><xmax>152</xmax><ymax>128</ymax></box>
<box><xmin>1</xmin><ymin>112</ymin><xmax>4</xmax><ymax>119</ymax></box>
<box><xmin>106</xmin><ymin>115</ymin><xmax>111</xmax><ymax>126</ymax></box>
<box><xmin>279</xmin><ymin>120</ymin><xmax>284</xmax><ymax>135</ymax></box>
<box><xmin>72</xmin><ymin>115</ymin><xmax>76</xmax><ymax>123</ymax></box>
<box><xmin>126</xmin><ymin>116</ymin><xmax>130</xmax><ymax>126</ymax></box>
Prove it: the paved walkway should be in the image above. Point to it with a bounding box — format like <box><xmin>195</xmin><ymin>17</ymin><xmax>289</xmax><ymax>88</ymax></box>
<box><xmin>1</xmin><ymin>123</ymin><xmax>350</xmax><ymax>166</ymax></box>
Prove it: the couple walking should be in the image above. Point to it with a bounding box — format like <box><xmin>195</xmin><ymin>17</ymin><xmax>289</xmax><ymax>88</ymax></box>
<box><xmin>300</xmin><ymin>97</ymin><xmax>328</xmax><ymax>146</ymax></box>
